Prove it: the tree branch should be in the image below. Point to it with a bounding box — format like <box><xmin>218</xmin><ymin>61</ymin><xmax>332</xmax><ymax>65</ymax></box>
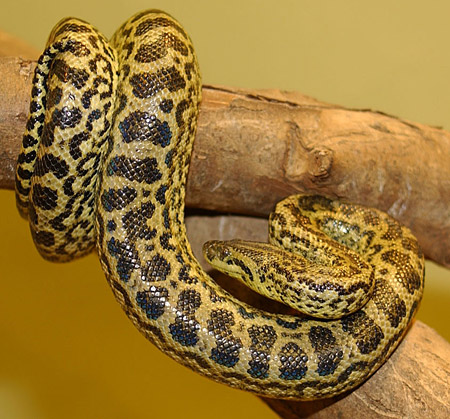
<box><xmin>1</xmin><ymin>57</ymin><xmax>449</xmax><ymax>267</ymax></box>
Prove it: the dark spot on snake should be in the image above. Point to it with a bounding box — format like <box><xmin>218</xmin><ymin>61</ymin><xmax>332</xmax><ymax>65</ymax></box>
<box><xmin>106</xmin><ymin>155</ymin><xmax>162</xmax><ymax>184</ymax></box>
<box><xmin>63</xmin><ymin>176</ymin><xmax>76</xmax><ymax>197</ymax></box>
<box><xmin>247</xmin><ymin>325</ymin><xmax>277</xmax><ymax>379</ymax></box>
<box><xmin>29</xmin><ymin>100</ymin><xmax>41</xmax><ymax>113</ymax></box>
<box><xmin>169</xmin><ymin>289</ymin><xmax>201</xmax><ymax>346</ymax></box>
<box><xmin>160</xmin><ymin>232</ymin><xmax>175</xmax><ymax>251</ymax></box>
<box><xmin>22</xmin><ymin>134</ymin><xmax>38</xmax><ymax>149</ymax></box>
<box><xmin>54</xmin><ymin>22</ymin><xmax>92</xmax><ymax>38</ymax></box>
<box><xmin>88</xmin><ymin>34</ymin><xmax>98</xmax><ymax>49</ymax></box>
<box><xmin>17</xmin><ymin>150</ymin><xmax>36</xmax><ymax>165</ymax></box>
<box><xmin>64</xmin><ymin>39</ymin><xmax>91</xmax><ymax>57</ymax></box>
<box><xmin>159</xmin><ymin>99</ymin><xmax>174</xmax><ymax>113</ymax></box>
<box><xmin>107</xmin><ymin>237</ymin><xmax>140</xmax><ymax>282</ymax></box>
<box><xmin>309</xmin><ymin>326</ymin><xmax>343</xmax><ymax>376</ymax></box>
<box><xmin>134</xmin><ymin>16</ymin><xmax>188</xmax><ymax>39</ymax></box>
<box><xmin>136</xmin><ymin>287</ymin><xmax>169</xmax><ymax>320</ymax></box>
<box><xmin>341</xmin><ymin>311</ymin><xmax>384</xmax><ymax>354</ymax></box>
<box><xmin>165</xmin><ymin>149</ymin><xmax>174</xmax><ymax>167</ymax></box>
<box><xmin>107</xmin><ymin>220</ymin><xmax>116</xmax><ymax>232</ymax></box>
<box><xmin>32</xmin><ymin>184</ymin><xmax>58</xmax><ymax>210</ymax></box>
<box><xmin>119</xmin><ymin>110</ymin><xmax>171</xmax><ymax>147</ymax></box>
<box><xmin>156</xmin><ymin>184</ymin><xmax>167</xmax><ymax>204</ymax></box>
<box><xmin>33</xmin><ymin>230</ymin><xmax>55</xmax><ymax>247</ymax></box>
<box><xmin>208</xmin><ymin>309</ymin><xmax>242</xmax><ymax>367</ymax></box>
<box><xmin>178</xmin><ymin>264</ymin><xmax>198</xmax><ymax>284</ymax></box>
<box><xmin>278</xmin><ymin>342</ymin><xmax>308</xmax><ymax>380</ymax></box>
<box><xmin>381</xmin><ymin>249</ymin><xmax>422</xmax><ymax>293</ymax></box>
<box><xmin>34</xmin><ymin>153</ymin><xmax>69</xmax><ymax>179</ymax></box>
<box><xmin>372</xmin><ymin>278</ymin><xmax>406</xmax><ymax>328</ymax></box>
<box><xmin>26</xmin><ymin>112</ymin><xmax>45</xmax><ymax>131</ymax></box>
<box><xmin>69</xmin><ymin>131</ymin><xmax>90</xmax><ymax>160</ymax></box>
<box><xmin>276</xmin><ymin>318</ymin><xmax>302</xmax><ymax>330</ymax></box>
<box><xmin>52</xmin><ymin>59</ymin><xmax>90</xmax><ymax>88</ymax></box>
<box><xmin>141</xmin><ymin>254</ymin><xmax>171</xmax><ymax>282</ymax></box>
<box><xmin>122</xmin><ymin>202</ymin><xmax>156</xmax><ymax>240</ymax></box>
<box><xmin>16</xmin><ymin>166</ymin><xmax>32</xmax><ymax>181</ymax></box>
<box><xmin>52</xmin><ymin>106</ymin><xmax>82</xmax><ymax>129</ymax></box>
<box><xmin>47</xmin><ymin>86</ymin><xmax>63</xmax><ymax>108</ymax></box>
<box><xmin>101</xmin><ymin>187</ymin><xmax>136</xmax><ymax>212</ymax></box>
<box><xmin>184</xmin><ymin>61</ymin><xmax>195</xmax><ymax>80</ymax></box>
<box><xmin>135</xmin><ymin>33</ymin><xmax>188</xmax><ymax>63</ymax></box>
<box><xmin>129</xmin><ymin>67</ymin><xmax>186</xmax><ymax>100</ymax></box>
<box><xmin>175</xmin><ymin>99</ymin><xmax>189</xmax><ymax>129</ymax></box>
<box><xmin>86</xmin><ymin>109</ymin><xmax>102</xmax><ymax>131</ymax></box>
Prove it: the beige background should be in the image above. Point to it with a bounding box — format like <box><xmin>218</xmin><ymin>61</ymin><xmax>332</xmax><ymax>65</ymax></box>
<box><xmin>1</xmin><ymin>1</ymin><xmax>449</xmax><ymax>418</ymax></box>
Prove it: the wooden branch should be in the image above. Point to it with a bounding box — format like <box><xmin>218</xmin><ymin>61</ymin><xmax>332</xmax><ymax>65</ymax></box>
<box><xmin>186</xmin><ymin>213</ymin><xmax>450</xmax><ymax>418</ymax></box>
<box><xmin>1</xmin><ymin>56</ymin><xmax>449</xmax><ymax>268</ymax></box>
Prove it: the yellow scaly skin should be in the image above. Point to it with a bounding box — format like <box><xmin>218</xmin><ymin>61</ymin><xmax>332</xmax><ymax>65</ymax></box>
<box><xmin>15</xmin><ymin>10</ymin><xmax>424</xmax><ymax>400</ymax></box>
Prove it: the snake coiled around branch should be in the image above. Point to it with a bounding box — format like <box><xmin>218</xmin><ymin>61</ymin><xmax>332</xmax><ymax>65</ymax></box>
<box><xmin>15</xmin><ymin>10</ymin><xmax>424</xmax><ymax>400</ymax></box>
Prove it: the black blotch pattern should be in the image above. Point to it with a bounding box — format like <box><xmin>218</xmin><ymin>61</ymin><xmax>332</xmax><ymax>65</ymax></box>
<box><xmin>29</xmin><ymin>100</ymin><xmax>41</xmax><ymax>113</ymax></box>
<box><xmin>372</xmin><ymin>278</ymin><xmax>406</xmax><ymax>328</ymax></box>
<box><xmin>101</xmin><ymin>186</ymin><xmax>138</xmax><ymax>212</ymax></box>
<box><xmin>22</xmin><ymin>134</ymin><xmax>38</xmax><ymax>149</ymax></box>
<box><xmin>278</xmin><ymin>342</ymin><xmax>308</xmax><ymax>380</ymax></box>
<box><xmin>341</xmin><ymin>311</ymin><xmax>384</xmax><ymax>354</ymax></box>
<box><xmin>159</xmin><ymin>99</ymin><xmax>174</xmax><ymax>113</ymax></box>
<box><xmin>47</xmin><ymin>86</ymin><xmax>63</xmax><ymax>108</ymax></box>
<box><xmin>69</xmin><ymin>132</ymin><xmax>90</xmax><ymax>160</ymax></box>
<box><xmin>107</xmin><ymin>237</ymin><xmax>140</xmax><ymax>282</ymax></box>
<box><xmin>54</xmin><ymin>22</ymin><xmax>92</xmax><ymax>38</ymax></box>
<box><xmin>141</xmin><ymin>254</ymin><xmax>171</xmax><ymax>282</ymax></box>
<box><xmin>309</xmin><ymin>326</ymin><xmax>343</xmax><ymax>376</ymax></box>
<box><xmin>119</xmin><ymin>111</ymin><xmax>171</xmax><ymax>147</ymax></box>
<box><xmin>207</xmin><ymin>309</ymin><xmax>242</xmax><ymax>367</ymax></box>
<box><xmin>160</xmin><ymin>232</ymin><xmax>175</xmax><ymax>251</ymax></box>
<box><xmin>169</xmin><ymin>289</ymin><xmax>201</xmax><ymax>346</ymax></box>
<box><xmin>33</xmin><ymin>230</ymin><xmax>55</xmax><ymax>247</ymax></box>
<box><xmin>247</xmin><ymin>325</ymin><xmax>277</xmax><ymax>379</ymax></box>
<box><xmin>52</xmin><ymin>59</ymin><xmax>90</xmax><ymax>88</ymax></box>
<box><xmin>135</xmin><ymin>34</ymin><xmax>188</xmax><ymax>63</ymax></box>
<box><xmin>129</xmin><ymin>67</ymin><xmax>186</xmax><ymax>98</ymax></box>
<box><xmin>41</xmin><ymin>122</ymin><xmax>55</xmax><ymax>147</ymax></box>
<box><xmin>52</xmin><ymin>106</ymin><xmax>82</xmax><ymax>129</ymax></box>
<box><xmin>122</xmin><ymin>202</ymin><xmax>156</xmax><ymax>240</ymax></box>
<box><xmin>381</xmin><ymin>250</ymin><xmax>422</xmax><ymax>294</ymax></box>
<box><xmin>178</xmin><ymin>264</ymin><xmax>198</xmax><ymax>284</ymax></box>
<box><xmin>136</xmin><ymin>287</ymin><xmax>169</xmax><ymax>320</ymax></box>
<box><xmin>32</xmin><ymin>184</ymin><xmax>58</xmax><ymax>210</ymax></box>
<box><xmin>175</xmin><ymin>99</ymin><xmax>189</xmax><ymax>129</ymax></box>
<box><xmin>106</xmin><ymin>155</ymin><xmax>162</xmax><ymax>184</ymax></box>
<box><xmin>134</xmin><ymin>16</ymin><xmax>188</xmax><ymax>39</ymax></box>
<box><xmin>156</xmin><ymin>184</ymin><xmax>167</xmax><ymax>204</ymax></box>
<box><xmin>107</xmin><ymin>219</ymin><xmax>116</xmax><ymax>232</ymax></box>
<box><xmin>65</xmin><ymin>39</ymin><xmax>91</xmax><ymax>57</ymax></box>
<box><xmin>63</xmin><ymin>176</ymin><xmax>75</xmax><ymax>196</ymax></box>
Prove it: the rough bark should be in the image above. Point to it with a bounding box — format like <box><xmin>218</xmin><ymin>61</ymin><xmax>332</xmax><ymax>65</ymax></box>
<box><xmin>0</xmin><ymin>56</ymin><xmax>449</xmax><ymax>267</ymax></box>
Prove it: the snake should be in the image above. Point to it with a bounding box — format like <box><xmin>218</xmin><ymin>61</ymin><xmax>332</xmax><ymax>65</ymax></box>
<box><xmin>15</xmin><ymin>10</ymin><xmax>424</xmax><ymax>400</ymax></box>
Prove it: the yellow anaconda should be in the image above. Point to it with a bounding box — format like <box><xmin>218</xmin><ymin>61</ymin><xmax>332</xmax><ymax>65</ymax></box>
<box><xmin>15</xmin><ymin>10</ymin><xmax>424</xmax><ymax>400</ymax></box>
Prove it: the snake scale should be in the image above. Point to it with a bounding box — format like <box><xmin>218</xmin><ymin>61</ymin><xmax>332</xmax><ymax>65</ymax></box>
<box><xmin>15</xmin><ymin>10</ymin><xmax>424</xmax><ymax>400</ymax></box>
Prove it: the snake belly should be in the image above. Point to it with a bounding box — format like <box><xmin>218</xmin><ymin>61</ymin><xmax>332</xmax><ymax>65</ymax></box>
<box><xmin>15</xmin><ymin>10</ymin><xmax>425</xmax><ymax>400</ymax></box>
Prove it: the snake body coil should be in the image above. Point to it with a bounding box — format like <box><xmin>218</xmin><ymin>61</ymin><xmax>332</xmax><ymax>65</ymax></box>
<box><xmin>15</xmin><ymin>10</ymin><xmax>424</xmax><ymax>400</ymax></box>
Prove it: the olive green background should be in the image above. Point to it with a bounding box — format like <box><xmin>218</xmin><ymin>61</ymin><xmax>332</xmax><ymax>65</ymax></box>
<box><xmin>1</xmin><ymin>1</ymin><xmax>449</xmax><ymax>418</ymax></box>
